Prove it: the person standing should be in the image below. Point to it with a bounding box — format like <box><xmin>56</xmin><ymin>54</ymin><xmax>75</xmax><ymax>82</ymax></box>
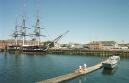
<box><xmin>84</xmin><ymin>64</ymin><xmax>87</xmax><ymax>71</ymax></box>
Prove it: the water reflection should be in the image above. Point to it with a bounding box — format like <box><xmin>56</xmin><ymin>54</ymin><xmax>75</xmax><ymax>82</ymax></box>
<box><xmin>102</xmin><ymin>67</ymin><xmax>118</xmax><ymax>75</ymax></box>
<box><xmin>4</xmin><ymin>52</ymin><xmax>7</xmax><ymax>59</ymax></box>
<box><xmin>79</xmin><ymin>75</ymin><xmax>87</xmax><ymax>83</ymax></box>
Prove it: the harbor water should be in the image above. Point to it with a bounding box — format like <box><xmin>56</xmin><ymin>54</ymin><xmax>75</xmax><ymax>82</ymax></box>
<box><xmin>0</xmin><ymin>53</ymin><xmax>129</xmax><ymax>83</ymax></box>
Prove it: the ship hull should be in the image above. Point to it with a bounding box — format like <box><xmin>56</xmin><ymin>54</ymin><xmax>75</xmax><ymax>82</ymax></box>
<box><xmin>8</xmin><ymin>45</ymin><xmax>47</xmax><ymax>54</ymax></box>
<box><xmin>102</xmin><ymin>62</ymin><xmax>117</xmax><ymax>69</ymax></box>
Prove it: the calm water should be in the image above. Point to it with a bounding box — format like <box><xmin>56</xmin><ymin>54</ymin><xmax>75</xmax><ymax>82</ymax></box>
<box><xmin>0</xmin><ymin>53</ymin><xmax>129</xmax><ymax>83</ymax></box>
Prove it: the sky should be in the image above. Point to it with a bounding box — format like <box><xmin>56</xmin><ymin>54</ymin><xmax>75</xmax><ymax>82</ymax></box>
<box><xmin>0</xmin><ymin>0</ymin><xmax>129</xmax><ymax>44</ymax></box>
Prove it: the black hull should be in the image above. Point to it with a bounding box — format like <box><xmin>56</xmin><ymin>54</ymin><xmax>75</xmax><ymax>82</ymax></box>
<box><xmin>8</xmin><ymin>45</ymin><xmax>48</xmax><ymax>54</ymax></box>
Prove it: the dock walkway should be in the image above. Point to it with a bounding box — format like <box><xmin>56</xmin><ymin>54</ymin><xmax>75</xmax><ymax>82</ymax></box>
<box><xmin>36</xmin><ymin>62</ymin><xmax>103</xmax><ymax>83</ymax></box>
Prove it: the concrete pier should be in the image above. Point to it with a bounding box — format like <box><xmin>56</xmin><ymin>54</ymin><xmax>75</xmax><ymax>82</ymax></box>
<box><xmin>48</xmin><ymin>49</ymin><xmax>129</xmax><ymax>57</ymax></box>
<box><xmin>36</xmin><ymin>63</ymin><xmax>103</xmax><ymax>83</ymax></box>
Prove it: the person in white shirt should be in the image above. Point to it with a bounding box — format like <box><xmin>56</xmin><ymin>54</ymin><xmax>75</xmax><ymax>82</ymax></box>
<box><xmin>83</xmin><ymin>64</ymin><xmax>87</xmax><ymax>71</ymax></box>
<box><xmin>79</xmin><ymin>66</ymin><xmax>82</xmax><ymax>72</ymax></box>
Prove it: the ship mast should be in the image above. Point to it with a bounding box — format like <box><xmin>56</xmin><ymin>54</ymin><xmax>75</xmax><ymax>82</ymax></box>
<box><xmin>19</xmin><ymin>17</ymin><xmax>28</xmax><ymax>46</ymax></box>
<box><xmin>33</xmin><ymin>16</ymin><xmax>43</xmax><ymax>46</ymax></box>
<box><xmin>15</xmin><ymin>25</ymin><xmax>18</xmax><ymax>45</ymax></box>
<box><xmin>20</xmin><ymin>0</ymin><xmax>28</xmax><ymax>46</ymax></box>
<box><xmin>12</xmin><ymin>25</ymin><xmax>19</xmax><ymax>45</ymax></box>
<box><xmin>10</xmin><ymin>19</ymin><xmax>19</xmax><ymax>45</ymax></box>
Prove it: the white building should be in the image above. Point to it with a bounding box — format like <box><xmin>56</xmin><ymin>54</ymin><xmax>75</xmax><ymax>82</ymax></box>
<box><xmin>118</xmin><ymin>44</ymin><xmax>129</xmax><ymax>50</ymax></box>
<box><xmin>69</xmin><ymin>43</ymin><xmax>84</xmax><ymax>49</ymax></box>
<box><xmin>89</xmin><ymin>41</ymin><xmax>119</xmax><ymax>50</ymax></box>
<box><xmin>100</xmin><ymin>41</ymin><xmax>119</xmax><ymax>50</ymax></box>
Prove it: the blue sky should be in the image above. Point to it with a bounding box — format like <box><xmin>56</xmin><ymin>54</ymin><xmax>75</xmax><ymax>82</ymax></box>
<box><xmin>0</xmin><ymin>0</ymin><xmax>129</xmax><ymax>43</ymax></box>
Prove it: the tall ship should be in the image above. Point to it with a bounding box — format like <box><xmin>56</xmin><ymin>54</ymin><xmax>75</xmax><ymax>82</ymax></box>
<box><xmin>8</xmin><ymin>16</ymin><xmax>69</xmax><ymax>53</ymax></box>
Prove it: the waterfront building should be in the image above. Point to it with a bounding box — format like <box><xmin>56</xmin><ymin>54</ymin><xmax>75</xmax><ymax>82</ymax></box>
<box><xmin>118</xmin><ymin>44</ymin><xmax>129</xmax><ymax>50</ymax></box>
<box><xmin>0</xmin><ymin>39</ymin><xmax>34</xmax><ymax>49</ymax></box>
<box><xmin>100</xmin><ymin>41</ymin><xmax>119</xmax><ymax>50</ymax></box>
<box><xmin>51</xmin><ymin>42</ymin><xmax>61</xmax><ymax>49</ymax></box>
<box><xmin>86</xmin><ymin>41</ymin><xmax>103</xmax><ymax>50</ymax></box>
<box><xmin>87</xmin><ymin>41</ymin><xmax>119</xmax><ymax>50</ymax></box>
<box><xmin>57</xmin><ymin>44</ymin><xmax>69</xmax><ymax>49</ymax></box>
<box><xmin>0</xmin><ymin>40</ymin><xmax>16</xmax><ymax>49</ymax></box>
<box><xmin>0</xmin><ymin>40</ymin><xmax>7</xmax><ymax>49</ymax></box>
<box><xmin>69</xmin><ymin>43</ymin><xmax>84</xmax><ymax>49</ymax></box>
<box><xmin>70</xmin><ymin>43</ymin><xmax>83</xmax><ymax>49</ymax></box>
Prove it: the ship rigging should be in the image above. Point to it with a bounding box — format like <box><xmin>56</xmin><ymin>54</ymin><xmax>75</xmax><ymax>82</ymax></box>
<box><xmin>9</xmin><ymin>17</ymin><xmax>69</xmax><ymax>52</ymax></box>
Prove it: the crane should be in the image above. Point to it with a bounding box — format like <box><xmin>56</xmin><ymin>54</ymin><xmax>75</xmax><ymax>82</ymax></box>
<box><xmin>43</xmin><ymin>30</ymin><xmax>69</xmax><ymax>51</ymax></box>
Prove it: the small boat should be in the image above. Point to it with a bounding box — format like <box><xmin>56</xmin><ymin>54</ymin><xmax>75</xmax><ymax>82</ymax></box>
<box><xmin>102</xmin><ymin>59</ymin><xmax>117</xmax><ymax>69</ymax></box>
<box><xmin>102</xmin><ymin>56</ymin><xmax>120</xmax><ymax>69</ymax></box>
<box><xmin>110</xmin><ymin>56</ymin><xmax>120</xmax><ymax>62</ymax></box>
